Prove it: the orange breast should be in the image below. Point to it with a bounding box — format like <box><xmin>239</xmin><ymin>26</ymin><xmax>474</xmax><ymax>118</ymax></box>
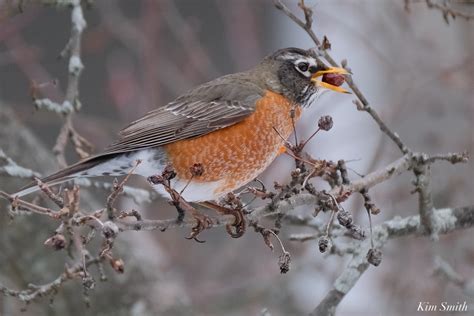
<box><xmin>164</xmin><ymin>90</ymin><xmax>301</xmax><ymax>194</ymax></box>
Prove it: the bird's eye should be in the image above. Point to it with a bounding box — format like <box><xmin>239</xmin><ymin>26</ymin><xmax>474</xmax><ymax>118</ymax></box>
<box><xmin>297</xmin><ymin>62</ymin><xmax>309</xmax><ymax>72</ymax></box>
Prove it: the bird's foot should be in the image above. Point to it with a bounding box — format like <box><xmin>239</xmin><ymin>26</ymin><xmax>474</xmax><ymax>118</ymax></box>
<box><xmin>199</xmin><ymin>201</ymin><xmax>246</xmax><ymax>238</ymax></box>
<box><xmin>148</xmin><ymin>170</ymin><xmax>212</xmax><ymax>241</ymax></box>
<box><xmin>185</xmin><ymin>209</ymin><xmax>213</xmax><ymax>243</ymax></box>
<box><xmin>225</xmin><ymin>207</ymin><xmax>246</xmax><ymax>238</ymax></box>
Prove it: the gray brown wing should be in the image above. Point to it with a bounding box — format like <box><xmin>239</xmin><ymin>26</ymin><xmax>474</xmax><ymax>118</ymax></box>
<box><xmin>15</xmin><ymin>75</ymin><xmax>264</xmax><ymax>196</ymax></box>
<box><xmin>103</xmin><ymin>75</ymin><xmax>264</xmax><ymax>154</ymax></box>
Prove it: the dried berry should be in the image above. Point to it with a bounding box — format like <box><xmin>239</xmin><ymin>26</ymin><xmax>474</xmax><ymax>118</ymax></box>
<box><xmin>318</xmin><ymin>115</ymin><xmax>333</xmax><ymax>131</ymax></box>
<box><xmin>370</xmin><ymin>206</ymin><xmax>381</xmax><ymax>215</ymax></box>
<box><xmin>44</xmin><ymin>234</ymin><xmax>66</xmax><ymax>250</ymax></box>
<box><xmin>337</xmin><ymin>209</ymin><xmax>353</xmax><ymax>228</ymax></box>
<box><xmin>273</xmin><ymin>181</ymin><xmax>283</xmax><ymax>190</ymax></box>
<box><xmin>278</xmin><ymin>251</ymin><xmax>291</xmax><ymax>274</ymax></box>
<box><xmin>291</xmin><ymin>168</ymin><xmax>301</xmax><ymax>178</ymax></box>
<box><xmin>349</xmin><ymin>224</ymin><xmax>366</xmax><ymax>240</ymax></box>
<box><xmin>82</xmin><ymin>275</ymin><xmax>95</xmax><ymax>290</ymax></box>
<box><xmin>322</xmin><ymin>73</ymin><xmax>345</xmax><ymax>87</ymax></box>
<box><xmin>162</xmin><ymin>165</ymin><xmax>177</xmax><ymax>181</ymax></box>
<box><xmin>367</xmin><ymin>248</ymin><xmax>382</xmax><ymax>266</ymax></box>
<box><xmin>322</xmin><ymin>35</ymin><xmax>331</xmax><ymax>50</ymax></box>
<box><xmin>102</xmin><ymin>221</ymin><xmax>119</xmax><ymax>239</ymax></box>
<box><xmin>190</xmin><ymin>163</ymin><xmax>204</xmax><ymax>177</ymax></box>
<box><xmin>318</xmin><ymin>236</ymin><xmax>331</xmax><ymax>253</ymax></box>
<box><xmin>109</xmin><ymin>258</ymin><xmax>125</xmax><ymax>273</ymax></box>
<box><xmin>147</xmin><ymin>175</ymin><xmax>164</xmax><ymax>185</ymax></box>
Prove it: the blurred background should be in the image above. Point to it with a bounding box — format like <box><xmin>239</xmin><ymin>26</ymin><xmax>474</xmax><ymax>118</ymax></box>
<box><xmin>0</xmin><ymin>0</ymin><xmax>473</xmax><ymax>315</ymax></box>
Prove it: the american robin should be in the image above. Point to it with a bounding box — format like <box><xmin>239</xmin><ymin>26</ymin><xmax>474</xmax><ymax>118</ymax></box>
<box><xmin>16</xmin><ymin>47</ymin><xmax>347</xmax><ymax>235</ymax></box>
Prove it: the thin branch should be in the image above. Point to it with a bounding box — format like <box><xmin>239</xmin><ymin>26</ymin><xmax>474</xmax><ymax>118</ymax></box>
<box><xmin>425</xmin><ymin>151</ymin><xmax>469</xmax><ymax>164</ymax></box>
<box><xmin>272</xmin><ymin>0</ymin><xmax>323</xmax><ymax>55</ymax></box>
<box><xmin>34</xmin><ymin>98</ymin><xmax>73</xmax><ymax>114</ymax></box>
<box><xmin>0</xmin><ymin>148</ymin><xmax>41</xmax><ymax>179</ymax></box>
<box><xmin>425</xmin><ymin>0</ymin><xmax>474</xmax><ymax>23</ymax></box>
<box><xmin>35</xmin><ymin>177</ymin><xmax>64</xmax><ymax>208</ymax></box>
<box><xmin>63</xmin><ymin>0</ymin><xmax>86</xmax><ymax>111</ymax></box>
<box><xmin>116</xmin><ymin>214</ymin><xmax>235</xmax><ymax>232</ymax></box>
<box><xmin>50</xmin><ymin>0</ymin><xmax>87</xmax><ymax>167</ymax></box>
<box><xmin>352</xmin><ymin>99</ymin><xmax>409</xmax><ymax>154</ymax></box>
<box><xmin>0</xmin><ymin>257</ymin><xmax>102</xmax><ymax>304</ymax></box>
<box><xmin>106</xmin><ymin>160</ymin><xmax>141</xmax><ymax>220</ymax></box>
<box><xmin>52</xmin><ymin>116</ymin><xmax>71</xmax><ymax>167</ymax></box>
<box><xmin>249</xmin><ymin>154</ymin><xmax>412</xmax><ymax>221</ymax></box>
<box><xmin>433</xmin><ymin>256</ymin><xmax>474</xmax><ymax>296</ymax></box>
<box><xmin>413</xmin><ymin>156</ymin><xmax>437</xmax><ymax>239</ymax></box>
<box><xmin>0</xmin><ymin>191</ymin><xmax>60</xmax><ymax>218</ymax></box>
<box><xmin>74</xmin><ymin>178</ymin><xmax>157</xmax><ymax>204</ymax></box>
<box><xmin>272</xmin><ymin>0</ymin><xmax>410</xmax><ymax>154</ymax></box>
<box><xmin>311</xmin><ymin>205</ymin><xmax>474</xmax><ymax>316</ymax></box>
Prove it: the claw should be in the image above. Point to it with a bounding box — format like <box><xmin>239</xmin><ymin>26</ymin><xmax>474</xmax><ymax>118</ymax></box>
<box><xmin>173</xmin><ymin>203</ymin><xmax>185</xmax><ymax>224</ymax></box>
<box><xmin>225</xmin><ymin>208</ymin><xmax>246</xmax><ymax>238</ymax></box>
<box><xmin>199</xmin><ymin>201</ymin><xmax>246</xmax><ymax>238</ymax></box>
<box><xmin>185</xmin><ymin>211</ymin><xmax>212</xmax><ymax>241</ymax></box>
<box><xmin>185</xmin><ymin>236</ymin><xmax>206</xmax><ymax>243</ymax></box>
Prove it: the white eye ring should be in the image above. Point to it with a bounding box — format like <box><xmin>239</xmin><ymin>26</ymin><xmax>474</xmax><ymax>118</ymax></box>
<box><xmin>297</xmin><ymin>62</ymin><xmax>309</xmax><ymax>72</ymax></box>
<box><xmin>295</xmin><ymin>62</ymin><xmax>311</xmax><ymax>78</ymax></box>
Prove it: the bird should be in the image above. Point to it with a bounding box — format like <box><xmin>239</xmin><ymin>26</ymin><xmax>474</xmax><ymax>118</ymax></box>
<box><xmin>15</xmin><ymin>47</ymin><xmax>348</xmax><ymax>212</ymax></box>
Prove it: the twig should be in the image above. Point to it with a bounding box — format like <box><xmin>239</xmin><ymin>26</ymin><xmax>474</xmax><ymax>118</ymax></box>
<box><xmin>272</xmin><ymin>0</ymin><xmax>410</xmax><ymax>155</ymax></box>
<box><xmin>63</xmin><ymin>0</ymin><xmax>86</xmax><ymax>111</ymax></box>
<box><xmin>267</xmin><ymin>230</ymin><xmax>292</xmax><ymax>274</ymax></box>
<box><xmin>249</xmin><ymin>154</ymin><xmax>412</xmax><ymax>221</ymax></box>
<box><xmin>311</xmin><ymin>205</ymin><xmax>474</xmax><ymax>316</ymax></box>
<box><xmin>0</xmin><ymin>191</ymin><xmax>60</xmax><ymax>218</ymax></box>
<box><xmin>50</xmin><ymin>0</ymin><xmax>87</xmax><ymax>167</ymax></box>
<box><xmin>425</xmin><ymin>0</ymin><xmax>474</xmax><ymax>23</ymax></box>
<box><xmin>106</xmin><ymin>160</ymin><xmax>141</xmax><ymax>220</ymax></box>
<box><xmin>272</xmin><ymin>0</ymin><xmax>323</xmax><ymax>62</ymax></box>
<box><xmin>0</xmin><ymin>257</ymin><xmax>102</xmax><ymax>304</ymax></box>
<box><xmin>412</xmin><ymin>155</ymin><xmax>437</xmax><ymax>239</ymax></box>
<box><xmin>35</xmin><ymin>177</ymin><xmax>64</xmax><ymax>208</ymax></box>
<box><xmin>73</xmin><ymin>178</ymin><xmax>157</xmax><ymax>204</ymax></box>
<box><xmin>52</xmin><ymin>116</ymin><xmax>71</xmax><ymax>167</ymax></box>
<box><xmin>425</xmin><ymin>151</ymin><xmax>469</xmax><ymax>164</ymax></box>
<box><xmin>34</xmin><ymin>98</ymin><xmax>73</xmax><ymax>114</ymax></box>
<box><xmin>116</xmin><ymin>214</ymin><xmax>235</xmax><ymax>232</ymax></box>
<box><xmin>0</xmin><ymin>148</ymin><xmax>41</xmax><ymax>179</ymax></box>
<box><xmin>433</xmin><ymin>256</ymin><xmax>474</xmax><ymax>296</ymax></box>
<box><xmin>351</xmin><ymin>99</ymin><xmax>409</xmax><ymax>154</ymax></box>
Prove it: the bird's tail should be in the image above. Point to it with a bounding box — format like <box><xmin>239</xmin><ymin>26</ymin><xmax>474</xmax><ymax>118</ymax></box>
<box><xmin>14</xmin><ymin>152</ymin><xmax>121</xmax><ymax>197</ymax></box>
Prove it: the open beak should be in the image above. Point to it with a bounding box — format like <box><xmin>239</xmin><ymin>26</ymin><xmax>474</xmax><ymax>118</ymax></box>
<box><xmin>311</xmin><ymin>67</ymin><xmax>350</xmax><ymax>94</ymax></box>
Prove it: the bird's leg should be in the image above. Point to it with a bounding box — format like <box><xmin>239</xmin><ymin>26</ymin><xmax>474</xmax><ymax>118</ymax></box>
<box><xmin>168</xmin><ymin>188</ymin><xmax>212</xmax><ymax>242</ymax></box>
<box><xmin>147</xmin><ymin>167</ymin><xmax>212</xmax><ymax>241</ymax></box>
<box><xmin>166</xmin><ymin>186</ymin><xmax>213</xmax><ymax>241</ymax></box>
<box><xmin>171</xmin><ymin>200</ymin><xmax>186</xmax><ymax>225</ymax></box>
<box><xmin>199</xmin><ymin>197</ymin><xmax>246</xmax><ymax>238</ymax></box>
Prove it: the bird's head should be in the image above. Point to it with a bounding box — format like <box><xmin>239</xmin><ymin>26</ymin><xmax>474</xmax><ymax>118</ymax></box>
<box><xmin>263</xmin><ymin>47</ymin><xmax>349</xmax><ymax>106</ymax></box>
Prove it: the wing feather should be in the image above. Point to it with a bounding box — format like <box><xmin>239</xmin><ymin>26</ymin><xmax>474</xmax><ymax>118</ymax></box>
<box><xmin>103</xmin><ymin>75</ymin><xmax>264</xmax><ymax>154</ymax></box>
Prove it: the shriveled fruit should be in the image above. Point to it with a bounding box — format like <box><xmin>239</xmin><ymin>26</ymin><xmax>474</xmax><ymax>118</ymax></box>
<box><xmin>322</xmin><ymin>73</ymin><xmax>345</xmax><ymax>87</ymax></box>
